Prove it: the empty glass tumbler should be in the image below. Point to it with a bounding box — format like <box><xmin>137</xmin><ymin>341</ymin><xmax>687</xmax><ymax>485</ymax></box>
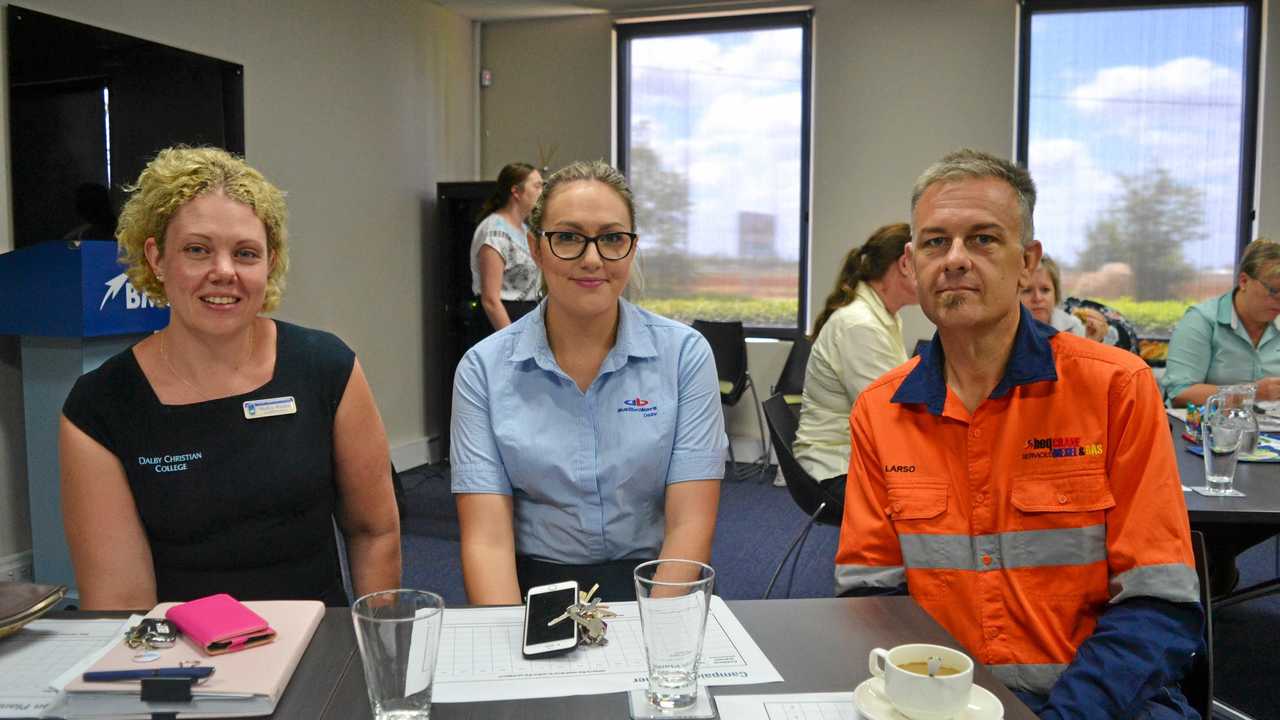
<box><xmin>351</xmin><ymin>589</ymin><xmax>445</xmax><ymax>720</ymax></box>
<box><xmin>633</xmin><ymin>559</ymin><xmax>716</xmax><ymax>710</ymax></box>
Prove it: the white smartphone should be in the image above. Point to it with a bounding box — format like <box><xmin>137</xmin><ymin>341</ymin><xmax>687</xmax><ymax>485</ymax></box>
<box><xmin>521</xmin><ymin>580</ymin><xmax>579</xmax><ymax>659</ymax></box>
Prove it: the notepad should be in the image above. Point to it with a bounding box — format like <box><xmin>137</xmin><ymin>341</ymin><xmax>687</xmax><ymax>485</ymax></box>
<box><xmin>46</xmin><ymin>600</ymin><xmax>323</xmax><ymax>719</ymax></box>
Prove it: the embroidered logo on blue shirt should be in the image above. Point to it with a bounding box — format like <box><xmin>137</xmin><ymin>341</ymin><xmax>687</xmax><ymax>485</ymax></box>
<box><xmin>619</xmin><ymin>397</ymin><xmax>658</xmax><ymax>417</ymax></box>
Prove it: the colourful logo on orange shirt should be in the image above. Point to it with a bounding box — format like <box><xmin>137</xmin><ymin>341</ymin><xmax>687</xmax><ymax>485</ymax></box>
<box><xmin>1022</xmin><ymin>435</ymin><xmax>1103</xmax><ymax>460</ymax></box>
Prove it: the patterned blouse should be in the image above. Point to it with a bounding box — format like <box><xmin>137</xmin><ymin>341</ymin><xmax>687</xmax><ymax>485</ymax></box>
<box><xmin>469</xmin><ymin>213</ymin><xmax>541</xmax><ymax>301</ymax></box>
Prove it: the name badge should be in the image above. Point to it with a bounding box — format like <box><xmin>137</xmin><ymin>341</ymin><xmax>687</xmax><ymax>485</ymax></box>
<box><xmin>243</xmin><ymin>396</ymin><xmax>297</xmax><ymax>420</ymax></box>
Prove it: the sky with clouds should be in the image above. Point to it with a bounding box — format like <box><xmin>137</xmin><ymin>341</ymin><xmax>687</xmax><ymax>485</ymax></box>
<box><xmin>1027</xmin><ymin>4</ymin><xmax>1248</xmax><ymax>274</ymax></box>
<box><xmin>629</xmin><ymin>27</ymin><xmax>803</xmax><ymax>261</ymax></box>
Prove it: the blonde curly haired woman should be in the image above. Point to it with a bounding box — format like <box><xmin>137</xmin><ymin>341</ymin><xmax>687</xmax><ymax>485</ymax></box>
<box><xmin>60</xmin><ymin>147</ymin><xmax>400</xmax><ymax>609</ymax></box>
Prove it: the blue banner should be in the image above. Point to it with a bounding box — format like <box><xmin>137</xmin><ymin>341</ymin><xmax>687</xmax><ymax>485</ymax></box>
<box><xmin>0</xmin><ymin>240</ymin><xmax>168</xmax><ymax>337</ymax></box>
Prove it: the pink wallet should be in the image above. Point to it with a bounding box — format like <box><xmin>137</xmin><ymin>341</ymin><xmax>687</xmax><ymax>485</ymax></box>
<box><xmin>164</xmin><ymin>593</ymin><xmax>278</xmax><ymax>655</ymax></box>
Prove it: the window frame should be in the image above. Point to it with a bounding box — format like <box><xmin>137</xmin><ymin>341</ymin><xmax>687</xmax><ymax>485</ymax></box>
<box><xmin>615</xmin><ymin>10</ymin><xmax>814</xmax><ymax>339</ymax></box>
<box><xmin>1015</xmin><ymin>0</ymin><xmax>1264</xmax><ymax>264</ymax></box>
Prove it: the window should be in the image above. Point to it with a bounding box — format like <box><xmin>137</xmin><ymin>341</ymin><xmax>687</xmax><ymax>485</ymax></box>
<box><xmin>1017</xmin><ymin>0</ymin><xmax>1261</xmax><ymax>340</ymax></box>
<box><xmin>617</xmin><ymin>12</ymin><xmax>812</xmax><ymax>334</ymax></box>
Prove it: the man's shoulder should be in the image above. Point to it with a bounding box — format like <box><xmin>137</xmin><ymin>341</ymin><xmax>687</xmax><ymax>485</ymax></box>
<box><xmin>1050</xmin><ymin>332</ymin><xmax>1154</xmax><ymax>397</ymax></box>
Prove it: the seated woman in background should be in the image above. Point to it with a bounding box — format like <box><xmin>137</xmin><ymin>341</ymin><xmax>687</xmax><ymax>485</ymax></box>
<box><xmin>470</xmin><ymin>162</ymin><xmax>544</xmax><ymax>331</ymax></box>
<box><xmin>1163</xmin><ymin>238</ymin><xmax>1280</xmax><ymax>407</ymax></box>
<box><xmin>792</xmin><ymin>223</ymin><xmax>916</xmax><ymax>489</ymax></box>
<box><xmin>60</xmin><ymin>147</ymin><xmax>401</xmax><ymax>609</ymax></box>
<box><xmin>1020</xmin><ymin>255</ymin><xmax>1089</xmax><ymax>336</ymax></box>
<box><xmin>451</xmin><ymin>160</ymin><xmax>727</xmax><ymax>603</ymax></box>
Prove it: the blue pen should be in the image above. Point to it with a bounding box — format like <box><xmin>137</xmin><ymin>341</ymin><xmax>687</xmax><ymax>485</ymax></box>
<box><xmin>83</xmin><ymin>666</ymin><xmax>215</xmax><ymax>682</ymax></box>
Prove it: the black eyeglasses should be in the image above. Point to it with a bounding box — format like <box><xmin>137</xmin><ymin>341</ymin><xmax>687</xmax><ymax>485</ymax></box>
<box><xmin>1249</xmin><ymin>273</ymin><xmax>1280</xmax><ymax>298</ymax></box>
<box><xmin>540</xmin><ymin>230</ymin><xmax>637</xmax><ymax>261</ymax></box>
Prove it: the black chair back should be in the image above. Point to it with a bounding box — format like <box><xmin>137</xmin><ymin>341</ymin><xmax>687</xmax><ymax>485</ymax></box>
<box><xmin>692</xmin><ymin>319</ymin><xmax>749</xmax><ymax>404</ymax></box>
<box><xmin>762</xmin><ymin>394</ymin><xmax>844</xmax><ymax>526</ymax></box>
<box><xmin>774</xmin><ymin>335</ymin><xmax>811</xmax><ymax>397</ymax></box>
<box><xmin>1183</xmin><ymin>529</ymin><xmax>1213</xmax><ymax>719</ymax></box>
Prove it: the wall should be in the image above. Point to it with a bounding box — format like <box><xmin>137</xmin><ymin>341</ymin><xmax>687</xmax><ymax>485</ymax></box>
<box><xmin>1258</xmin><ymin>0</ymin><xmax>1279</xmax><ymax>240</ymax></box>
<box><xmin>480</xmin><ymin>13</ymin><xmax>614</xmax><ymax>177</ymax></box>
<box><xmin>0</xmin><ymin>0</ymin><xmax>477</xmax><ymax>564</ymax></box>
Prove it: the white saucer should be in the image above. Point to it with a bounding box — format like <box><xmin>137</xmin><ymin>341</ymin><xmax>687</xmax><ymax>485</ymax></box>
<box><xmin>853</xmin><ymin>677</ymin><xmax>1004</xmax><ymax>720</ymax></box>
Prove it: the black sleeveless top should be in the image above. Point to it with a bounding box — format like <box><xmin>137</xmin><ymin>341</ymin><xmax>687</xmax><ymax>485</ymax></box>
<box><xmin>63</xmin><ymin>321</ymin><xmax>355</xmax><ymax>605</ymax></box>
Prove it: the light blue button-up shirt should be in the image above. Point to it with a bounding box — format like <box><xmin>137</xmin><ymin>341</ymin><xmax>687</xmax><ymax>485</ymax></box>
<box><xmin>450</xmin><ymin>298</ymin><xmax>728</xmax><ymax>564</ymax></box>
<box><xmin>1161</xmin><ymin>290</ymin><xmax>1280</xmax><ymax>403</ymax></box>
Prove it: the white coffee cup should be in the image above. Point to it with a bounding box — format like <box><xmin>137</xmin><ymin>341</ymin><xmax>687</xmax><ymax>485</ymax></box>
<box><xmin>868</xmin><ymin>643</ymin><xmax>974</xmax><ymax>720</ymax></box>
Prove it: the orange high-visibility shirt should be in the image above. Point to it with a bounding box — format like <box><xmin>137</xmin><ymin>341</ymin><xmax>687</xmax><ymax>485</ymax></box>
<box><xmin>835</xmin><ymin>313</ymin><xmax>1197</xmax><ymax>696</ymax></box>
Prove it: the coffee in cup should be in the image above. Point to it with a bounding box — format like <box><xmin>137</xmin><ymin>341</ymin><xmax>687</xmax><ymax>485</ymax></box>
<box><xmin>868</xmin><ymin>643</ymin><xmax>974</xmax><ymax>720</ymax></box>
<box><xmin>896</xmin><ymin>661</ymin><xmax>964</xmax><ymax>677</ymax></box>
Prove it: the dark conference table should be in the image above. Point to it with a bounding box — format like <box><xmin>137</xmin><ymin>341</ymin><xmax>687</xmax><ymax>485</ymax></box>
<box><xmin>1173</xmin><ymin>419</ymin><xmax>1280</xmax><ymax>607</ymax></box>
<box><xmin>1175</xmin><ymin>419</ymin><xmax>1280</xmax><ymax>526</ymax></box>
<box><xmin>277</xmin><ymin>597</ymin><xmax>1037</xmax><ymax>719</ymax></box>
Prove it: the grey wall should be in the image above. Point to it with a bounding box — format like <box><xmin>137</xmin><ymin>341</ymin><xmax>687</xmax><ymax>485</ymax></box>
<box><xmin>1258</xmin><ymin>0</ymin><xmax>1280</xmax><ymax>240</ymax></box>
<box><xmin>481</xmin><ymin>14</ymin><xmax>613</xmax><ymax>177</ymax></box>
<box><xmin>0</xmin><ymin>0</ymin><xmax>477</xmax><ymax>561</ymax></box>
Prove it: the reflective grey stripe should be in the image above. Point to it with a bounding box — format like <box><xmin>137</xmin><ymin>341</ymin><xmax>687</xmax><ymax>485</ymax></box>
<box><xmin>898</xmin><ymin>525</ymin><xmax>1107</xmax><ymax>571</ymax></box>
<box><xmin>835</xmin><ymin>564</ymin><xmax>906</xmax><ymax>595</ymax></box>
<box><xmin>1109</xmin><ymin>563</ymin><xmax>1200</xmax><ymax>604</ymax></box>
<box><xmin>989</xmin><ymin>663</ymin><xmax>1068</xmax><ymax>695</ymax></box>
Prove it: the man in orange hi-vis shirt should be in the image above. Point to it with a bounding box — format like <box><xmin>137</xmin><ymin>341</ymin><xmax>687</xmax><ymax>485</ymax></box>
<box><xmin>835</xmin><ymin>149</ymin><xmax>1203</xmax><ymax>719</ymax></box>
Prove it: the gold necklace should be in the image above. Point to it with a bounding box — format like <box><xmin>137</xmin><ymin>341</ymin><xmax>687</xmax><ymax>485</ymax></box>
<box><xmin>160</xmin><ymin>323</ymin><xmax>255</xmax><ymax>401</ymax></box>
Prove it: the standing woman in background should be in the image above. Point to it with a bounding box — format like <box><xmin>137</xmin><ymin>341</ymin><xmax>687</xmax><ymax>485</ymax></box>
<box><xmin>59</xmin><ymin>147</ymin><xmax>400</xmax><ymax>609</ymax></box>
<box><xmin>793</xmin><ymin>223</ymin><xmax>917</xmax><ymax>490</ymax></box>
<box><xmin>470</xmin><ymin>163</ymin><xmax>544</xmax><ymax>330</ymax></box>
<box><xmin>451</xmin><ymin>160</ymin><xmax>727</xmax><ymax>603</ymax></box>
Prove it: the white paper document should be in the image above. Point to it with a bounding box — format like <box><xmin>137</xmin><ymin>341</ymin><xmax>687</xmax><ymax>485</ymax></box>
<box><xmin>713</xmin><ymin>692</ymin><xmax>855</xmax><ymax>720</ymax></box>
<box><xmin>432</xmin><ymin>595</ymin><xmax>782</xmax><ymax>702</ymax></box>
<box><xmin>0</xmin><ymin>618</ymin><xmax>129</xmax><ymax>718</ymax></box>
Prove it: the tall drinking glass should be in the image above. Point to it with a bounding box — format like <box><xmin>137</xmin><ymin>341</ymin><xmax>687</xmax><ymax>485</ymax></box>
<box><xmin>1202</xmin><ymin>392</ymin><xmax>1249</xmax><ymax>495</ymax></box>
<box><xmin>351</xmin><ymin>589</ymin><xmax>445</xmax><ymax>720</ymax></box>
<box><xmin>633</xmin><ymin>559</ymin><xmax>715</xmax><ymax>710</ymax></box>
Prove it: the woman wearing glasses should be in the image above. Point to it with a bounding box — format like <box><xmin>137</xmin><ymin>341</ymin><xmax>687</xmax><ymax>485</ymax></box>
<box><xmin>450</xmin><ymin>160</ymin><xmax>727</xmax><ymax>603</ymax></box>
<box><xmin>1163</xmin><ymin>238</ymin><xmax>1280</xmax><ymax>407</ymax></box>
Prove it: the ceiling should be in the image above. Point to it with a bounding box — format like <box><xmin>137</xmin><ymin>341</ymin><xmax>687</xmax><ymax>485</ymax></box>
<box><xmin>434</xmin><ymin>0</ymin><xmax>771</xmax><ymax>21</ymax></box>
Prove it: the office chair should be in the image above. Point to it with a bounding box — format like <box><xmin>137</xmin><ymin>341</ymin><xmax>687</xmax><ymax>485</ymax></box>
<box><xmin>692</xmin><ymin>319</ymin><xmax>770</xmax><ymax>479</ymax></box>
<box><xmin>337</xmin><ymin>462</ymin><xmax>407</xmax><ymax>604</ymax></box>
<box><xmin>1183</xmin><ymin>529</ymin><xmax>1213</xmax><ymax>720</ymax></box>
<box><xmin>392</xmin><ymin>463</ymin><xmax>407</xmax><ymax>520</ymax></box>
<box><xmin>761</xmin><ymin>393</ymin><xmax>846</xmax><ymax>598</ymax></box>
<box><xmin>772</xmin><ymin>335</ymin><xmax>811</xmax><ymax>416</ymax></box>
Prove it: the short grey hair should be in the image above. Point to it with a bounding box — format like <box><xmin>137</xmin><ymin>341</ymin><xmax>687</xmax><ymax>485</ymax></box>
<box><xmin>910</xmin><ymin>148</ymin><xmax>1037</xmax><ymax>246</ymax></box>
<box><xmin>529</xmin><ymin>159</ymin><xmax>635</xmax><ymax>234</ymax></box>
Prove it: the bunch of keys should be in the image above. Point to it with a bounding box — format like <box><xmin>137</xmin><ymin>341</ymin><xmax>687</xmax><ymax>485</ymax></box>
<box><xmin>126</xmin><ymin>618</ymin><xmax>179</xmax><ymax>650</ymax></box>
<box><xmin>547</xmin><ymin>583</ymin><xmax>618</xmax><ymax>646</ymax></box>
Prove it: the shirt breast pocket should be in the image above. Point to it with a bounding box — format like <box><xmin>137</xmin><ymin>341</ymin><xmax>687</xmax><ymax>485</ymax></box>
<box><xmin>885</xmin><ymin>477</ymin><xmax>950</xmax><ymax>529</ymax></box>
<box><xmin>1011</xmin><ymin>470</ymin><xmax>1115</xmax><ymax>532</ymax></box>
